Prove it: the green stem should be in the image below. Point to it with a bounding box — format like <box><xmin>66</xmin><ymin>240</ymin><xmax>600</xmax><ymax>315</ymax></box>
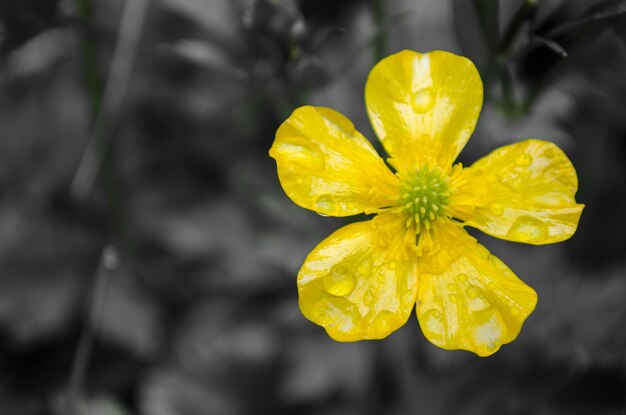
<box><xmin>472</xmin><ymin>0</ymin><xmax>500</xmax><ymax>94</ymax></box>
<box><xmin>73</xmin><ymin>0</ymin><xmax>102</xmax><ymax>114</ymax></box>
<box><xmin>66</xmin><ymin>247</ymin><xmax>118</xmax><ymax>414</ymax></box>
<box><xmin>498</xmin><ymin>0</ymin><xmax>538</xmax><ymax>56</ymax></box>
<box><xmin>71</xmin><ymin>0</ymin><xmax>152</xmax><ymax>202</ymax></box>
<box><xmin>372</xmin><ymin>0</ymin><xmax>386</xmax><ymax>63</ymax></box>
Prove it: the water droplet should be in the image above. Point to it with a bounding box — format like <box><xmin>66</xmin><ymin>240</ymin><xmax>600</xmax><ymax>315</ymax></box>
<box><xmin>374</xmin><ymin>310</ymin><xmax>394</xmax><ymax>333</ymax></box>
<box><xmin>466</xmin><ymin>286</ymin><xmax>480</xmax><ymax>298</ymax></box>
<box><xmin>411</xmin><ymin>87</ymin><xmax>436</xmax><ymax>113</ymax></box>
<box><xmin>384</xmin><ymin>140</ymin><xmax>397</xmax><ymax>154</ymax></box>
<box><xmin>315</xmin><ymin>195</ymin><xmax>335</xmax><ymax>212</ymax></box>
<box><xmin>311</xmin><ymin>300</ymin><xmax>335</xmax><ymax>325</ymax></box>
<box><xmin>507</xmin><ymin>216</ymin><xmax>549</xmax><ymax>243</ymax></box>
<box><xmin>402</xmin><ymin>290</ymin><xmax>416</xmax><ymax>306</ymax></box>
<box><xmin>515</xmin><ymin>153</ymin><xmax>533</xmax><ymax>167</ymax></box>
<box><xmin>358</xmin><ymin>257</ymin><xmax>373</xmax><ymax>277</ymax></box>
<box><xmin>489</xmin><ymin>202</ymin><xmax>504</xmax><ymax>216</ymax></box>
<box><xmin>456</xmin><ymin>273</ymin><xmax>468</xmax><ymax>283</ymax></box>
<box><xmin>295</xmin><ymin>177</ymin><xmax>303</xmax><ymax>184</ymax></box>
<box><xmin>450</xmin><ymin>294</ymin><xmax>459</xmax><ymax>303</ymax></box>
<box><xmin>496</xmin><ymin>172</ymin><xmax>520</xmax><ymax>190</ymax></box>
<box><xmin>364</xmin><ymin>289</ymin><xmax>375</xmax><ymax>306</ymax></box>
<box><xmin>489</xmin><ymin>255</ymin><xmax>510</xmax><ymax>273</ymax></box>
<box><xmin>421</xmin><ymin>309</ymin><xmax>444</xmax><ymax>336</ymax></box>
<box><xmin>377</xmin><ymin>273</ymin><xmax>386</xmax><ymax>285</ymax></box>
<box><xmin>323</xmin><ymin>267</ymin><xmax>357</xmax><ymax>297</ymax></box>
<box><xmin>388</xmin><ymin>260</ymin><xmax>397</xmax><ymax>270</ymax></box>
<box><xmin>447</xmin><ymin>283</ymin><xmax>456</xmax><ymax>292</ymax></box>
<box><xmin>276</xmin><ymin>142</ymin><xmax>325</xmax><ymax>171</ymax></box>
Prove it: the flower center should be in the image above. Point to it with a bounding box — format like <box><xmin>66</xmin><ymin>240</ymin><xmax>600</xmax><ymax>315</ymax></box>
<box><xmin>399</xmin><ymin>166</ymin><xmax>449</xmax><ymax>231</ymax></box>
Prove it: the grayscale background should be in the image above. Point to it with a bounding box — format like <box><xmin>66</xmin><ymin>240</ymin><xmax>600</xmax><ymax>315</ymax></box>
<box><xmin>0</xmin><ymin>0</ymin><xmax>625</xmax><ymax>414</ymax></box>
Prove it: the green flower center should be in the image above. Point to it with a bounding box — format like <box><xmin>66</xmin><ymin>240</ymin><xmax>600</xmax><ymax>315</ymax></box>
<box><xmin>400</xmin><ymin>167</ymin><xmax>449</xmax><ymax>231</ymax></box>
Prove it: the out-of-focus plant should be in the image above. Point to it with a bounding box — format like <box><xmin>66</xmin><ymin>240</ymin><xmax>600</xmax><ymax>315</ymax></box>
<box><xmin>455</xmin><ymin>0</ymin><xmax>626</xmax><ymax>117</ymax></box>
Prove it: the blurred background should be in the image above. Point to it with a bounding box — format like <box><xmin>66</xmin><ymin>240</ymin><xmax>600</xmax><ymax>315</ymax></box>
<box><xmin>0</xmin><ymin>0</ymin><xmax>625</xmax><ymax>414</ymax></box>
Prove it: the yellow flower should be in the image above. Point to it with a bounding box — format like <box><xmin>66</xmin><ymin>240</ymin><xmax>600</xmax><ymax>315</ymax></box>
<box><xmin>269</xmin><ymin>50</ymin><xmax>584</xmax><ymax>356</ymax></box>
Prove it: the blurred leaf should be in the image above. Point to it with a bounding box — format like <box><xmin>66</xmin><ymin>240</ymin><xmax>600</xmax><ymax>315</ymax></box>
<box><xmin>544</xmin><ymin>0</ymin><xmax>626</xmax><ymax>42</ymax></box>
<box><xmin>472</xmin><ymin>0</ymin><xmax>499</xmax><ymax>52</ymax></box>
<box><xmin>0</xmin><ymin>0</ymin><xmax>60</xmax><ymax>56</ymax></box>
<box><xmin>529</xmin><ymin>34</ymin><xmax>568</xmax><ymax>57</ymax></box>
<box><xmin>280</xmin><ymin>335</ymin><xmax>372</xmax><ymax>404</ymax></box>
<box><xmin>288</xmin><ymin>28</ymin><xmax>350</xmax><ymax>87</ymax></box>
<box><xmin>52</xmin><ymin>394</ymin><xmax>129</xmax><ymax>415</ymax></box>
<box><xmin>0</xmin><ymin>273</ymin><xmax>79</xmax><ymax>344</ymax></box>
<box><xmin>470</xmin><ymin>81</ymin><xmax>577</xmax><ymax>158</ymax></box>
<box><xmin>5</xmin><ymin>29</ymin><xmax>70</xmax><ymax>77</ymax></box>
<box><xmin>453</xmin><ymin>0</ymin><xmax>491</xmax><ymax>75</ymax></box>
<box><xmin>139</xmin><ymin>370</ymin><xmax>239</xmax><ymax>415</ymax></box>
<box><xmin>535</xmin><ymin>266</ymin><xmax>626</xmax><ymax>367</ymax></box>
<box><xmin>97</xmin><ymin>270</ymin><xmax>161</xmax><ymax>357</ymax></box>
<box><xmin>174</xmin><ymin>302</ymin><xmax>279</xmax><ymax>378</ymax></box>
<box><xmin>160</xmin><ymin>39</ymin><xmax>247</xmax><ymax>81</ymax></box>
<box><xmin>161</xmin><ymin>0</ymin><xmax>240</xmax><ymax>42</ymax></box>
<box><xmin>0</xmin><ymin>206</ymin><xmax>89</xmax><ymax>344</ymax></box>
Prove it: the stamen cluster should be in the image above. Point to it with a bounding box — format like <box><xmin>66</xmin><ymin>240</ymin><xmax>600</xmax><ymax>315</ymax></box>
<box><xmin>400</xmin><ymin>167</ymin><xmax>449</xmax><ymax>232</ymax></box>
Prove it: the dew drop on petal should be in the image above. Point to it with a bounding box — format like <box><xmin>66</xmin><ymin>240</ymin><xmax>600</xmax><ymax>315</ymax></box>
<box><xmin>315</xmin><ymin>195</ymin><xmax>335</xmax><ymax>212</ymax></box>
<box><xmin>364</xmin><ymin>289</ymin><xmax>375</xmax><ymax>306</ymax></box>
<box><xmin>411</xmin><ymin>87</ymin><xmax>436</xmax><ymax>113</ymax></box>
<box><xmin>456</xmin><ymin>273</ymin><xmax>468</xmax><ymax>283</ymax></box>
<box><xmin>489</xmin><ymin>202</ymin><xmax>504</xmax><ymax>216</ymax></box>
<box><xmin>276</xmin><ymin>142</ymin><xmax>325</xmax><ymax>171</ymax></box>
<box><xmin>358</xmin><ymin>257</ymin><xmax>373</xmax><ymax>277</ymax></box>
<box><xmin>388</xmin><ymin>260</ymin><xmax>397</xmax><ymax>270</ymax></box>
<box><xmin>422</xmin><ymin>309</ymin><xmax>445</xmax><ymax>336</ymax></box>
<box><xmin>486</xmin><ymin>281</ymin><xmax>498</xmax><ymax>295</ymax></box>
<box><xmin>488</xmin><ymin>255</ymin><xmax>510</xmax><ymax>274</ymax></box>
<box><xmin>515</xmin><ymin>153</ymin><xmax>533</xmax><ymax>167</ymax></box>
<box><xmin>449</xmin><ymin>294</ymin><xmax>459</xmax><ymax>303</ymax></box>
<box><xmin>447</xmin><ymin>283</ymin><xmax>456</xmax><ymax>292</ymax></box>
<box><xmin>311</xmin><ymin>300</ymin><xmax>334</xmax><ymax>326</ymax></box>
<box><xmin>466</xmin><ymin>286</ymin><xmax>480</xmax><ymax>299</ymax></box>
<box><xmin>377</xmin><ymin>273</ymin><xmax>386</xmax><ymax>285</ymax></box>
<box><xmin>374</xmin><ymin>310</ymin><xmax>395</xmax><ymax>334</ymax></box>
<box><xmin>323</xmin><ymin>268</ymin><xmax>357</xmax><ymax>297</ymax></box>
<box><xmin>402</xmin><ymin>290</ymin><xmax>416</xmax><ymax>307</ymax></box>
<box><xmin>507</xmin><ymin>216</ymin><xmax>549</xmax><ymax>243</ymax></box>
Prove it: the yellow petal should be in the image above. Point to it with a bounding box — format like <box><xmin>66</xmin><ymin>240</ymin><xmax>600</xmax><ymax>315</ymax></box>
<box><xmin>365</xmin><ymin>50</ymin><xmax>483</xmax><ymax>173</ymax></box>
<box><xmin>269</xmin><ymin>106</ymin><xmax>399</xmax><ymax>216</ymax></box>
<box><xmin>448</xmin><ymin>139</ymin><xmax>584</xmax><ymax>244</ymax></box>
<box><xmin>416</xmin><ymin>220</ymin><xmax>537</xmax><ymax>356</ymax></box>
<box><xmin>298</xmin><ymin>214</ymin><xmax>418</xmax><ymax>341</ymax></box>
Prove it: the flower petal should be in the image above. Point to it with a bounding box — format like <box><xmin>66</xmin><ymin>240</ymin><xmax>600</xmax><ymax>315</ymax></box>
<box><xmin>298</xmin><ymin>214</ymin><xmax>418</xmax><ymax>341</ymax></box>
<box><xmin>269</xmin><ymin>106</ymin><xmax>399</xmax><ymax>216</ymax></box>
<box><xmin>448</xmin><ymin>139</ymin><xmax>584</xmax><ymax>244</ymax></box>
<box><xmin>365</xmin><ymin>50</ymin><xmax>483</xmax><ymax>173</ymax></box>
<box><xmin>416</xmin><ymin>220</ymin><xmax>537</xmax><ymax>356</ymax></box>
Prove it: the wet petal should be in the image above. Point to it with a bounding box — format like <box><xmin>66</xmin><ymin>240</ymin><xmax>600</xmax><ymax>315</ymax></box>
<box><xmin>365</xmin><ymin>50</ymin><xmax>483</xmax><ymax>173</ymax></box>
<box><xmin>416</xmin><ymin>220</ymin><xmax>537</xmax><ymax>356</ymax></box>
<box><xmin>270</xmin><ymin>106</ymin><xmax>399</xmax><ymax>217</ymax></box>
<box><xmin>449</xmin><ymin>139</ymin><xmax>584</xmax><ymax>244</ymax></box>
<box><xmin>298</xmin><ymin>214</ymin><xmax>418</xmax><ymax>341</ymax></box>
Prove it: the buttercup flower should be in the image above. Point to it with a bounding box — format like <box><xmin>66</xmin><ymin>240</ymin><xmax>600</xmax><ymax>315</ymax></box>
<box><xmin>269</xmin><ymin>50</ymin><xmax>584</xmax><ymax>356</ymax></box>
